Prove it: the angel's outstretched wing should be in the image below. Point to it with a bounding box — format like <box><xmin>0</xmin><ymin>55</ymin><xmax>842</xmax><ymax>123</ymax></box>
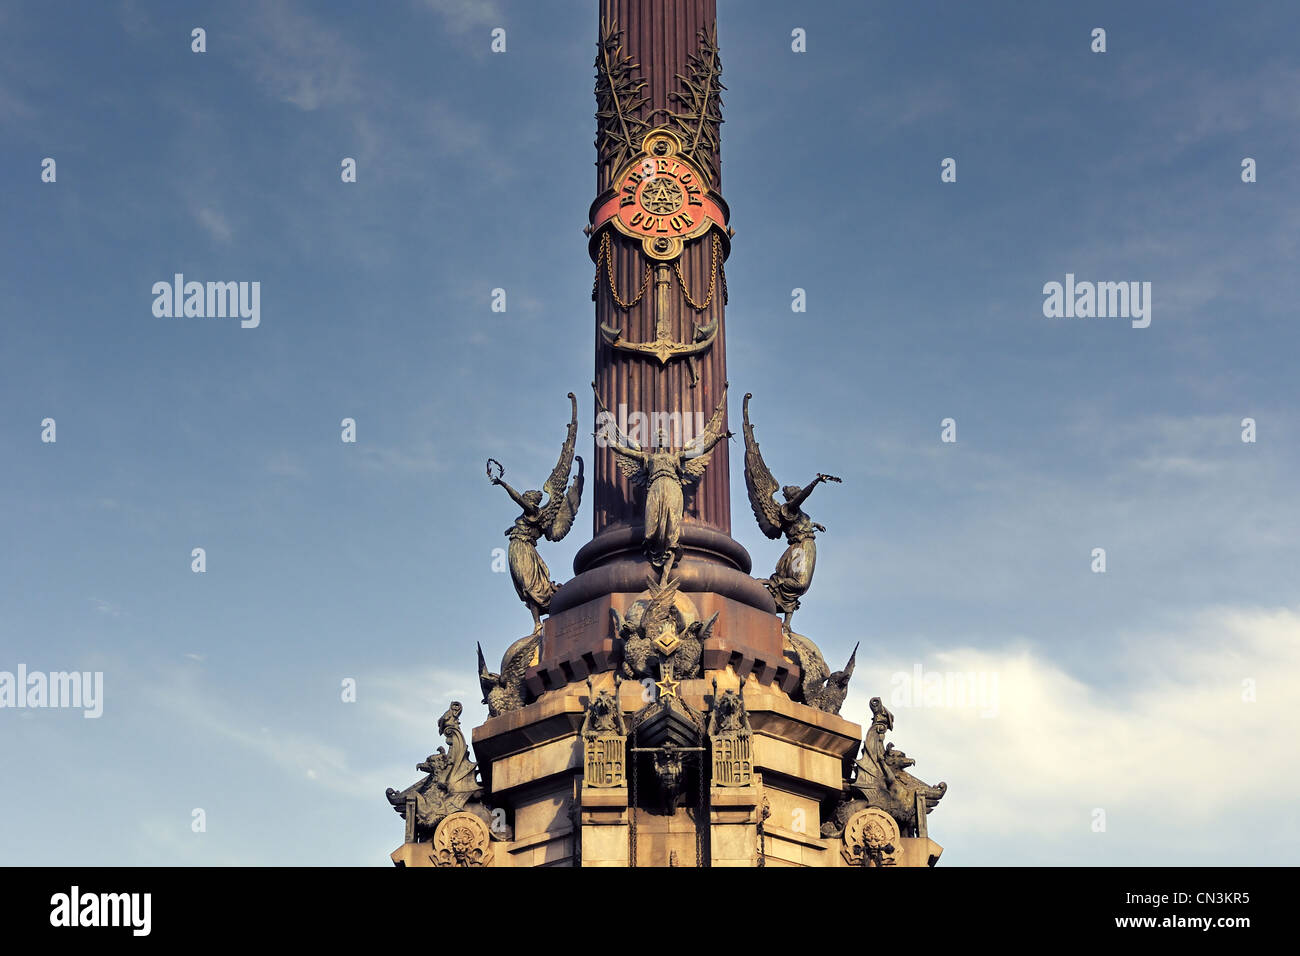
<box><xmin>543</xmin><ymin>456</ymin><xmax>583</xmax><ymax>541</ymax></box>
<box><xmin>476</xmin><ymin>642</ymin><xmax>495</xmax><ymax>700</ymax></box>
<box><xmin>610</xmin><ymin>445</ymin><xmax>649</xmax><ymax>489</ymax></box>
<box><xmin>681</xmin><ymin>384</ymin><xmax>729</xmax><ymax>480</ymax></box>
<box><xmin>539</xmin><ymin>393</ymin><xmax>580</xmax><ymax>531</ymax></box>
<box><xmin>741</xmin><ymin>393</ymin><xmax>783</xmax><ymax>539</ymax></box>
<box><xmin>501</xmin><ymin>633</ymin><xmax>542</xmax><ymax>688</ymax></box>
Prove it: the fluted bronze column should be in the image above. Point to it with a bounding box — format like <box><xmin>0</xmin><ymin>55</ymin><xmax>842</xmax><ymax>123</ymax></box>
<box><xmin>585</xmin><ymin>0</ymin><xmax>736</xmax><ymax>562</ymax></box>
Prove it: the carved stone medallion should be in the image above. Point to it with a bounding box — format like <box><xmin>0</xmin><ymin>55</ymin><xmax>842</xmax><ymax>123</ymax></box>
<box><xmin>841</xmin><ymin>807</ymin><xmax>901</xmax><ymax>868</ymax></box>
<box><xmin>431</xmin><ymin>812</ymin><xmax>494</xmax><ymax>868</ymax></box>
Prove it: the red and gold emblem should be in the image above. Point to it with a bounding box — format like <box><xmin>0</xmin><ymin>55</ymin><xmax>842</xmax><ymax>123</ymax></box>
<box><xmin>590</xmin><ymin>129</ymin><xmax>727</xmax><ymax>260</ymax></box>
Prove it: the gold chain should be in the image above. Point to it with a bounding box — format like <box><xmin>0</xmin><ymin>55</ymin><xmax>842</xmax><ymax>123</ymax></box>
<box><xmin>594</xmin><ymin>232</ymin><xmax>652</xmax><ymax>310</ymax></box>
<box><xmin>674</xmin><ymin>232</ymin><xmax>720</xmax><ymax>311</ymax></box>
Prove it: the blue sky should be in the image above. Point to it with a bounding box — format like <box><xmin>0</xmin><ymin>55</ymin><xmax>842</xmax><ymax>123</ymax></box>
<box><xmin>2</xmin><ymin>0</ymin><xmax>1297</xmax><ymax>866</ymax></box>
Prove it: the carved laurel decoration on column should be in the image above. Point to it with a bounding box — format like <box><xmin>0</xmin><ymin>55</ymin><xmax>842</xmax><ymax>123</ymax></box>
<box><xmin>594</xmin><ymin>19</ymin><xmax>650</xmax><ymax>175</ymax></box>
<box><xmin>431</xmin><ymin>812</ymin><xmax>494</xmax><ymax>868</ymax></box>
<box><xmin>668</xmin><ymin>22</ymin><xmax>724</xmax><ymax>185</ymax></box>
<box><xmin>594</xmin><ymin>19</ymin><xmax>724</xmax><ymax>186</ymax></box>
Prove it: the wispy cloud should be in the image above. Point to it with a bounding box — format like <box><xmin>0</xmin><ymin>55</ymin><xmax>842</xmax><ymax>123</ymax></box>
<box><xmin>419</xmin><ymin>0</ymin><xmax>504</xmax><ymax>34</ymax></box>
<box><xmin>193</xmin><ymin>206</ymin><xmax>233</xmax><ymax>242</ymax></box>
<box><xmin>238</xmin><ymin>0</ymin><xmax>364</xmax><ymax>111</ymax></box>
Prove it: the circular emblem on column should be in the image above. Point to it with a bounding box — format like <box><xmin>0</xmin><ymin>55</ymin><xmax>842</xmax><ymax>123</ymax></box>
<box><xmin>430</xmin><ymin>811</ymin><xmax>494</xmax><ymax>868</ymax></box>
<box><xmin>590</xmin><ymin>128</ymin><xmax>727</xmax><ymax>261</ymax></box>
<box><xmin>841</xmin><ymin>808</ymin><xmax>902</xmax><ymax>867</ymax></box>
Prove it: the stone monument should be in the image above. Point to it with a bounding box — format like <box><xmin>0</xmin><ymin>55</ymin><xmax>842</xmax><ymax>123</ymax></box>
<box><xmin>387</xmin><ymin>0</ymin><xmax>947</xmax><ymax>868</ymax></box>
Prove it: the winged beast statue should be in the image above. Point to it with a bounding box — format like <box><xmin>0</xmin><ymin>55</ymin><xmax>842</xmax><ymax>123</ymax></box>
<box><xmin>742</xmin><ymin>393</ymin><xmax>840</xmax><ymax>627</ymax></box>
<box><xmin>785</xmin><ymin>634</ymin><xmax>857</xmax><ymax>715</ymax></box>
<box><xmin>488</xmin><ymin>393</ymin><xmax>584</xmax><ymax>634</ymax></box>
<box><xmin>478</xmin><ymin>632</ymin><xmax>542</xmax><ymax>718</ymax></box>
<box><xmin>822</xmin><ymin>696</ymin><xmax>947</xmax><ymax>838</ymax></box>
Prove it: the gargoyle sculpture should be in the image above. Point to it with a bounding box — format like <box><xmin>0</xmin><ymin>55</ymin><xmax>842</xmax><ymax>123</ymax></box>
<box><xmin>784</xmin><ymin>632</ymin><xmax>857</xmax><ymax>716</ymax></box>
<box><xmin>707</xmin><ymin>675</ymin><xmax>751</xmax><ymax>736</ymax></box>
<box><xmin>611</xmin><ymin>577</ymin><xmax>717</xmax><ymax>681</ymax></box>
<box><xmin>488</xmin><ymin>392</ymin><xmax>584</xmax><ymax>634</ymax></box>
<box><xmin>822</xmin><ymin>696</ymin><xmax>947</xmax><ymax>838</ymax></box>
<box><xmin>477</xmin><ymin>631</ymin><xmax>542</xmax><ymax>718</ymax></box>
<box><xmin>582</xmin><ymin>674</ymin><xmax>627</xmax><ymax>739</ymax></box>
<box><xmin>599</xmin><ymin>382</ymin><xmax>731</xmax><ymax>583</ymax></box>
<box><xmin>742</xmin><ymin>393</ymin><xmax>840</xmax><ymax>627</ymax></box>
<box><xmin>385</xmin><ymin>701</ymin><xmax>509</xmax><ymax>842</ymax></box>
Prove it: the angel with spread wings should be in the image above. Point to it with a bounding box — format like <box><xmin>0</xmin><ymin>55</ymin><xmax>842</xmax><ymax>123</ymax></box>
<box><xmin>742</xmin><ymin>392</ymin><xmax>841</xmax><ymax>628</ymax></box>
<box><xmin>488</xmin><ymin>392</ymin><xmax>584</xmax><ymax>634</ymax></box>
<box><xmin>599</xmin><ymin>383</ymin><xmax>732</xmax><ymax>584</ymax></box>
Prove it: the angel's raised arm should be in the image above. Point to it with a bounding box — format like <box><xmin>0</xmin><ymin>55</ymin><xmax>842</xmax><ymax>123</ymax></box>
<box><xmin>787</xmin><ymin>473</ymin><xmax>841</xmax><ymax>510</ymax></box>
<box><xmin>495</xmin><ymin>478</ymin><xmax>535</xmax><ymax>514</ymax></box>
<box><xmin>608</xmin><ymin>440</ymin><xmax>645</xmax><ymax>462</ymax></box>
<box><xmin>684</xmin><ymin>427</ymin><xmax>732</xmax><ymax>459</ymax></box>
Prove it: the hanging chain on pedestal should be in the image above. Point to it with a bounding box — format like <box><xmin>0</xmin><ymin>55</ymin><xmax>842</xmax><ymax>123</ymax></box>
<box><xmin>674</xmin><ymin>232</ymin><xmax>722</xmax><ymax>311</ymax></box>
<box><xmin>696</xmin><ymin>740</ymin><xmax>706</xmax><ymax>866</ymax></box>
<box><xmin>594</xmin><ymin>231</ymin><xmax>653</xmax><ymax>309</ymax></box>
<box><xmin>629</xmin><ymin>725</ymin><xmax>639</xmax><ymax>868</ymax></box>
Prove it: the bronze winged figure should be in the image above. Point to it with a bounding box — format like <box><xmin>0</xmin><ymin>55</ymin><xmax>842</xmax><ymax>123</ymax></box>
<box><xmin>742</xmin><ymin>392</ymin><xmax>840</xmax><ymax>628</ymax></box>
<box><xmin>488</xmin><ymin>392</ymin><xmax>584</xmax><ymax>634</ymax></box>
<box><xmin>599</xmin><ymin>382</ymin><xmax>731</xmax><ymax>584</ymax></box>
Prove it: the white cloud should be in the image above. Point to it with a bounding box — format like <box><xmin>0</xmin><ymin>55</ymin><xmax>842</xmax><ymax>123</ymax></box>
<box><xmin>841</xmin><ymin>604</ymin><xmax>1300</xmax><ymax>862</ymax></box>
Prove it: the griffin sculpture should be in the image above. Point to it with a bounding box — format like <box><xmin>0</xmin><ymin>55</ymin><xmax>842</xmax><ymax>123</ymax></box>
<box><xmin>611</xmin><ymin>577</ymin><xmax>716</xmax><ymax>681</ymax></box>
<box><xmin>385</xmin><ymin>702</ymin><xmax>507</xmax><ymax>841</ymax></box>
<box><xmin>488</xmin><ymin>392</ymin><xmax>584</xmax><ymax>634</ymax></box>
<box><xmin>822</xmin><ymin>696</ymin><xmax>947</xmax><ymax>838</ymax></box>
<box><xmin>784</xmin><ymin>633</ymin><xmax>857</xmax><ymax>715</ymax></box>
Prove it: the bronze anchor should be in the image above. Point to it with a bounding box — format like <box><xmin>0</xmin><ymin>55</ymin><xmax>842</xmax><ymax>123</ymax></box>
<box><xmin>600</xmin><ymin>261</ymin><xmax>716</xmax><ymax>386</ymax></box>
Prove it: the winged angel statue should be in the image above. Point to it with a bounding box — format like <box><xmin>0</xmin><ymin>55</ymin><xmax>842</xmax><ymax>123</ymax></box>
<box><xmin>488</xmin><ymin>393</ymin><xmax>584</xmax><ymax>634</ymax></box>
<box><xmin>742</xmin><ymin>393</ymin><xmax>840</xmax><ymax>628</ymax></box>
<box><xmin>600</xmin><ymin>383</ymin><xmax>731</xmax><ymax>584</ymax></box>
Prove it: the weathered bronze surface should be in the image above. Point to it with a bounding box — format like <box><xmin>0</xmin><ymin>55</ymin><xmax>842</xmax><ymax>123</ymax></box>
<box><xmin>477</xmin><ymin>632</ymin><xmax>541</xmax><ymax>718</ymax></box>
<box><xmin>784</xmin><ymin>632</ymin><xmax>857</xmax><ymax>715</ymax></box>
<box><xmin>823</xmin><ymin>697</ymin><xmax>948</xmax><ymax>839</ymax></box>
<box><xmin>488</xmin><ymin>393</ymin><xmax>584</xmax><ymax>633</ymax></box>
<box><xmin>590</xmin><ymin>4</ymin><xmax>733</xmax><ymax>542</ymax></box>
<box><xmin>385</xmin><ymin>702</ymin><xmax>507</xmax><ymax>843</ymax></box>
<box><xmin>602</xmin><ymin>382</ymin><xmax>731</xmax><ymax>581</ymax></box>
<box><xmin>593</xmin><ymin>17</ymin><xmax>723</xmax><ymax>189</ymax></box>
<box><xmin>742</xmin><ymin>393</ymin><xmax>840</xmax><ymax>627</ymax></box>
<box><xmin>610</xmin><ymin>576</ymin><xmax>717</xmax><ymax>681</ymax></box>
